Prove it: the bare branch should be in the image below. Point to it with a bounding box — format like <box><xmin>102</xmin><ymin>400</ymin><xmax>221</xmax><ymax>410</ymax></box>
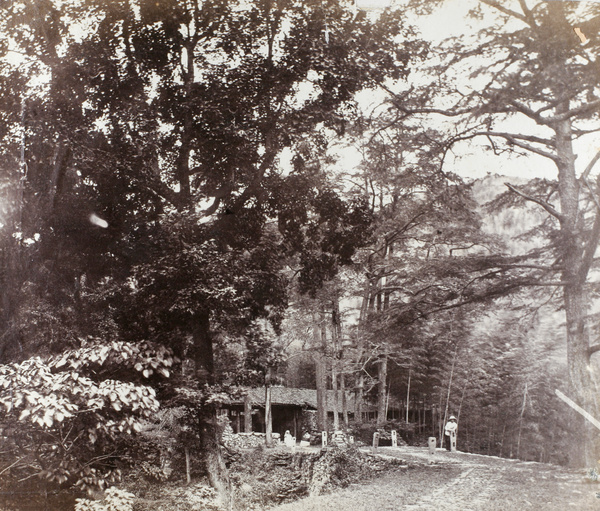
<box><xmin>505</xmin><ymin>182</ymin><xmax>565</xmax><ymax>222</ymax></box>
<box><xmin>549</xmin><ymin>99</ymin><xmax>600</xmax><ymax>123</ymax></box>
<box><xmin>198</xmin><ymin>182</ymin><xmax>235</xmax><ymax>217</ymax></box>
<box><xmin>485</xmin><ymin>131</ymin><xmax>554</xmax><ymax>147</ymax></box>
<box><xmin>578</xmin><ymin>205</ymin><xmax>600</xmax><ymax>284</ymax></box>
<box><xmin>471</xmin><ymin>130</ymin><xmax>558</xmax><ymax>160</ymax></box>
<box><xmin>200</xmin><ymin>197</ymin><xmax>221</xmax><ymax>217</ymax></box>
<box><xmin>382</xmin><ymin>82</ymin><xmax>473</xmax><ymax>118</ymax></box>
<box><xmin>509</xmin><ymin>100</ymin><xmax>550</xmax><ymax>125</ymax></box>
<box><xmin>517</xmin><ymin>0</ymin><xmax>538</xmax><ymax>27</ymax></box>
<box><xmin>579</xmin><ymin>149</ymin><xmax>600</xmax><ymax>182</ymax></box>
<box><xmin>480</xmin><ymin>0</ymin><xmax>528</xmax><ymax>23</ymax></box>
<box><xmin>497</xmin><ymin>137</ymin><xmax>558</xmax><ymax>161</ymax></box>
<box><xmin>444</xmin><ymin>129</ymin><xmax>558</xmax><ymax>162</ymax></box>
<box><xmin>0</xmin><ymin>456</ymin><xmax>30</xmax><ymax>477</ymax></box>
<box><xmin>572</xmin><ymin>126</ymin><xmax>600</xmax><ymax>139</ymax></box>
<box><xmin>494</xmin><ymin>263</ymin><xmax>558</xmax><ymax>271</ymax></box>
<box><xmin>449</xmin><ymin>243</ymin><xmax>478</xmax><ymax>255</ymax></box>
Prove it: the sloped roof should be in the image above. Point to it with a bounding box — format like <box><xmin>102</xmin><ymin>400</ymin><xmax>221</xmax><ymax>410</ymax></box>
<box><xmin>240</xmin><ymin>386</ymin><xmax>357</xmax><ymax>412</ymax></box>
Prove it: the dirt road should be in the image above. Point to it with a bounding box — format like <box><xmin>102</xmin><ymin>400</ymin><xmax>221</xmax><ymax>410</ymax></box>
<box><xmin>269</xmin><ymin>447</ymin><xmax>599</xmax><ymax>511</ymax></box>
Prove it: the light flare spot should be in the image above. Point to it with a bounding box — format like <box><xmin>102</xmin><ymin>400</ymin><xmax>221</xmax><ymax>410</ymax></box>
<box><xmin>89</xmin><ymin>213</ymin><xmax>109</xmax><ymax>228</ymax></box>
<box><xmin>574</xmin><ymin>27</ymin><xmax>589</xmax><ymax>45</ymax></box>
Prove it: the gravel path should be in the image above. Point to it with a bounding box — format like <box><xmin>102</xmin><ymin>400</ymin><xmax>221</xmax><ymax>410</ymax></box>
<box><xmin>268</xmin><ymin>447</ymin><xmax>599</xmax><ymax>511</ymax></box>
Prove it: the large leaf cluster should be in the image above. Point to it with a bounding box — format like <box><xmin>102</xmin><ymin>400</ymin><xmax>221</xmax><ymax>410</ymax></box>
<box><xmin>0</xmin><ymin>339</ymin><xmax>175</xmax><ymax>494</ymax></box>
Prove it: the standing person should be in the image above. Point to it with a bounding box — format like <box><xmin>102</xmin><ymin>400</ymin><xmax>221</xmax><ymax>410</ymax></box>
<box><xmin>444</xmin><ymin>416</ymin><xmax>458</xmax><ymax>451</ymax></box>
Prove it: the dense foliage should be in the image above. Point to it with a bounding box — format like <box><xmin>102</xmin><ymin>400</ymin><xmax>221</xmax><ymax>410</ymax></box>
<box><xmin>0</xmin><ymin>339</ymin><xmax>175</xmax><ymax>503</ymax></box>
<box><xmin>0</xmin><ymin>0</ymin><xmax>421</xmax><ymax>505</ymax></box>
<box><xmin>0</xmin><ymin>0</ymin><xmax>598</xmax><ymax>508</ymax></box>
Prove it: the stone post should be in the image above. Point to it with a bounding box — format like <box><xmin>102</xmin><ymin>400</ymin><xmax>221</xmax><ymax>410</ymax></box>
<box><xmin>450</xmin><ymin>430</ymin><xmax>456</xmax><ymax>452</ymax></box>
<box><xmin>428</xmin><ymin>436</ymin><xmax>436</xmax><ymax>455</ymax></box>
<box><xmin>372</xmin><ymin>432</ymin><xmax>380</xmax><ymax>453</ymax></box>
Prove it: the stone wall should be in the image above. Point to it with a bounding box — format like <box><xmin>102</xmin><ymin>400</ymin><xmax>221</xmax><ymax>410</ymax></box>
<box><xmin>222</xmin><ymin>428</ymin><xmax>281</xmax><ymax>449</ymax></box>
<box><xmin>227</xmin><ymin>446</ymin><xmax>408</xmax><ymax>508</ymax></box>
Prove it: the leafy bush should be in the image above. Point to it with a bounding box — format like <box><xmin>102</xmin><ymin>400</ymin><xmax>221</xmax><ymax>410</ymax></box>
<box><xmin>75</xmin><ymin>487</ymin><xmax>135</xmax><ymax>511</ymax></box>
<box><xmin>227</xmin><ymin>445</ymin><xmax>404</xmax><ymax>509</ymax></box>
<box><xmin>0</xmin><ymin>339</ymin><xmax>176</xmax><ymax>497</ymax></box>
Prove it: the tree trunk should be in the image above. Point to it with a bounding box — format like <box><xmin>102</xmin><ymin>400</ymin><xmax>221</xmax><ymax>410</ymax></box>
<box><xmin>244</xmin><ymin>394</ymin><xmax>253</xmax><ymax>433</ymax></box>
<box><xmin>193</xmin><ymin>310</ymin><xmax>233</xmax><ymax>510</ymax></box>
<box><xmin>438</xmin><ymin>388</ymin><xmax>445</xmax><ymax>448</ymax></box>
<box><xmin>340</xmin><ymin>365</ymin><xmax>349</xmax><ymax>428</ymax></box>
<box><xmin>406</xmin><ymin>368</ymin><xmax>411</xmax><ymax>423</ymax></box>
<box><xmin>331</xmin><ymin>297</ymin><xmax>343</xmax><ymax>430</ymax></box>
<box><xmin>185</xmin><ymin>448</ymin><xmax>191</xmax><ymax>485</ymax></box>
<box><xmin>313</xmin><ymin>312</ymin><xmax>328</xmax><ymax>431</ymax></box>
<box><xmin>265</xmin><ymin>372</ymin><xmax>273</xmax><ymax>447</ymax></box>
<box><xmin>377</xmin><ymin>355</ymin><xmax>388</xmax><ymax>426</ymax></box>
<box><xmin>385</xmin><ymin>379</ymin><xmax>391</xmax><ymax>420</ymax></box>
<box><xmin>315</xmin><ymin>353</ymin><xmax>328</xmax><ymax>431</ymax></box>
<box><xmin>564</xmin><ymin>284</ymin><xmax>598</xmax><ymax>465</ymax></box>
<box><xmin>383</xmin><ymin>243</ymin><xmax>393</xmax><ymax>309</ymax></box>
<box><xmin>516</xmin><ymin>382</ymin><xmax>528</xmax><ymax>459</ymax></box>
<box><xmin>355</xmin><ymin>371</ymin><xmax>364</xmax><ymax>423</ymax></box>
<box><xmin>355</xmin><ymin>284</ymin><xmax>370</xmax><ymax>424</ymax></box>
<box><xmin>45</xmin><ymin>139</ymin><xmax>71</xmax><ymax>216</ymax></box>
<box><xmin>456</xmin><ymin>378</ymin><xmax>468</xmax><ymax>425</ymax></box>
<box><xmin>442</xmin><ymin>344</ymin><xmax>458</xmax><ymax>440</ymax></box>
<box><xmin>553</xmin><ymin>102</ymin><xmax>600</xmax><ymax>465</ymax></box>
<box><xmin>499</xmin><ymin>424</ymin><xmax>506</xmax><ymax>458</ymax></box>
<box><xmin>376</xmin><ymin>242</ymin><xmax>392</xmax><ymax>427</ymax></box>
<box><xmin>331</xmin><ymin>361</ymin><xmax>339</xmax><ymax>431</ymax></box>
<box><xmin>199</xmin><ymin>405</ymin><xmax>232</xmax><ymax>510</ymax></box>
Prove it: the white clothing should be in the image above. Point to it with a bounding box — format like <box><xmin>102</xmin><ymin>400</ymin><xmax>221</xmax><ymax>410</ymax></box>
<box><xmin>444</xmin><ymin>420</ymin><xmax>457</xmax><ymax>436</ymax></box>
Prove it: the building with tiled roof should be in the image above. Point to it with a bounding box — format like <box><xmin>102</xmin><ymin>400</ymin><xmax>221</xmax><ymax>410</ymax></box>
<box><xmin>225</xmin><ymin>386</ymin><xmax>401</xmax><ymax>439</ymax></box>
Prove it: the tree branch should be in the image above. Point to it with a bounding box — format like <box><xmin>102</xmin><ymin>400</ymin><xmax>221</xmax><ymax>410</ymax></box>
<box><xmin>487</xmin><ymin>131</ymin><xmax>554</xmax><ymax>147</ymax></box>
<box><xmin>579</xmin><ymin>149</ymin><xmax>600</xmax><ymax>182</ymax></box>
<box><xmin>480</xmin><ymin>0</ymin><xmax>528</xmax><ymax>23</ymax></box>
<box><xmin>505</xmin><ymin>182</ymin><xmax>565</xmax><ymax>222</ymax></box>
<box><xmin>589</xmin><ymin>344</ymin><xmax>600</xmax><ymax>357</ymax></box>
<box><xmin>477</xmin><ymin>131</ymin><xmax>558</xmax><ymax>161</ymax></box>
<box><xmin>200</xmin><ymin>197</ymin><xmax>222</xmax><ymax>217</ymax></box>
<box><xmin>385</xmin><ymin>86</ymin><xmax>473</xmax><ymax>118</ymax></box>
<box><xmin>0</xmin><ymin>456</ymin><xmax>30</xmax><ymax>477</ymax></box>
<box><xmin>578</xmin><ymin>198</ymin><xmax>600</xmax><ymax>284</ymax></box>
<box><xmin>146</xmin><ymin>179</ymin><xmax>180</xmax><ymax>208</ymax></box>
<box><xmin>442</xmin><ymin>129</ymin><xmax>558</xmax><ymax>163</ymax></box>
<box><xmin>508</xmin><ymin>99</ymin><xmax>550</xmax><ymax>125</ymax></box>
<box><xmin>494</xmin><ymin>263</ymin><xmax>558</xmax><ymax>271</ymax></box>
<box><xmin>517</xmin><ymin>0</ymin><xmax>537</xmax><ymax>27</ymax></box>
<box><xmin>549</xmin><ymin>99</ymin><xmax>600</xmax><ymax>123</ymax></box>
<box><xmin>500</xmin><ymin>138</ymin><xmax>558</xmax><ymax>161</ymax></box>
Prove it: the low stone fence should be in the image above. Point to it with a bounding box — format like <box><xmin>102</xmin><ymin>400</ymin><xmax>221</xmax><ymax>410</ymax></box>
<box><xmin>223</xmin><ymin>431</ymin><xmax>281</xmax><ymax>449</ymax></box>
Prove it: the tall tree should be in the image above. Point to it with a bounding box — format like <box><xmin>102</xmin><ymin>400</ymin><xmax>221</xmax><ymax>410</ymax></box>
<box><xmin>344</xmin><ymin>116</ymin><xmax>495</xmax><ymax>428</ymax></box>
<box><xmin>0</xmin><ymin>0</ymin><xmax>419</xmax><ymax>500</ymax></box>
<box><xmin>389</xmin><ymin>0</ymin><xmax>600</xmax><ymax>465</ymax></box>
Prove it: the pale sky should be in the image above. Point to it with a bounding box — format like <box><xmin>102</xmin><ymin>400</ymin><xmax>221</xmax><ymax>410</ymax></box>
<box><xmin>343</xmin><ymin>0</ymin><xmax>600</xmax><ymax>183</ymax></box>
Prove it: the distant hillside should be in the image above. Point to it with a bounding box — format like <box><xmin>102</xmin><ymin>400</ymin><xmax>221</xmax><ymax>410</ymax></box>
<box><xmin>470</xmin><ymin>174</ymin><xmax>567</xmax><ymax>362</ymax></box>
<box><xmin>470</xmin><ymin>174</ymin><xmax>548</xmax><ymax>255</ymax></box>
